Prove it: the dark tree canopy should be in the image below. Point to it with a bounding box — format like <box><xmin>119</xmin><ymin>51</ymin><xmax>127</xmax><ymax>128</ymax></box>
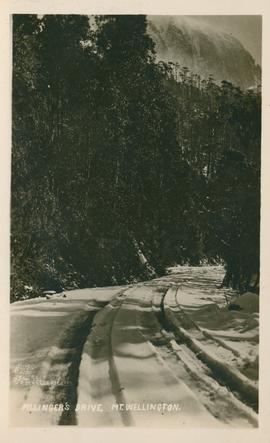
<box><xmin>11</xmin><ymin>14</ymin><xmax>261</xmax><ymax>301</ymax></box>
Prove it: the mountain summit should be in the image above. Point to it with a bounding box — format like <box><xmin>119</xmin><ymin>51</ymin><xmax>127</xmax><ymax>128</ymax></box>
<box><xmin>148</xmin><ymin>16</ymin><xmax>261</xmax><ymax>89</ymax></box>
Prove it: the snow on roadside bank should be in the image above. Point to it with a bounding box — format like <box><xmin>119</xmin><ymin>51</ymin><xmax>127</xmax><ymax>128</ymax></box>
<box><xmin>10</xmin><ymin>286</ymin><xmax>122</xmax><ymax>426</ymax></box>
<box><xmin>9</xmin><ymin>266</ymin><xmax>259</xmax><ymax>427</ymax></box>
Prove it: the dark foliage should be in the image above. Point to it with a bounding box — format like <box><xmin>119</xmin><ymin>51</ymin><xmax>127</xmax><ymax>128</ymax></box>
<box><xmin>11</xmin><ymin>15</ymin><xmax>261</xmax><ymax>301</ymax></box>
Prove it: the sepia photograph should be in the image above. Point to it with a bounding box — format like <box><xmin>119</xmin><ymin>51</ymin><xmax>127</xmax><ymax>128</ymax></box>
<box><xmin>6</xmin><ymin>9</ymin><xmax>265</xmax><ymax>431</ymax></box>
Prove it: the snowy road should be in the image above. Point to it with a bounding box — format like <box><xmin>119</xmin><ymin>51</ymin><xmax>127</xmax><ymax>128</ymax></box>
<box><xmin>10</xmin><ymin>266</ymin><xmax>259</xmax><ymax>427</ymax></box>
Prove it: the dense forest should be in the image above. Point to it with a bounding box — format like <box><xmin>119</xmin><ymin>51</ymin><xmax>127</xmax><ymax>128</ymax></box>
<box><xmin>11</xmin><ymin>14</ymin><xmax>261</xmax><ymax>302</ymax></box>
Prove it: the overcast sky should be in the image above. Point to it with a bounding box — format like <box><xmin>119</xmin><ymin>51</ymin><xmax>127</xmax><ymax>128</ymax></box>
<box><xmin>183</xmin><ymin>16</ymin><xmax>262</xmax><ymax>65</ymax></box>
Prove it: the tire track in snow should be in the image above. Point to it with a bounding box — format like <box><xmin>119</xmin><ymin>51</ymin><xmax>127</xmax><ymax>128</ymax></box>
<box><xmin>150</xmin><ymin>287</ymin><xmax>257</xmax><ymax>426</ymax></box>
<box><xmin>174</xmin><ymin>290</ymin><xmax>242</xmax><ymax>358</ymax></box>
<box><xmin>109</xmin><ymin>286</ymin><xmax>220</xmax><ymax>427</ymax></box>
<box><xmin>76</xmin><ymin>288</ymin><xmax>134</xmax><ymax>426</ymax></box>
<box><xmin>169</xmin><ymin>339</ymin><xmax>258</xmax><ymax>426</ymax></box>
<box><xmin>130</xmin><ymin>289</ymin><xmax>227</xmax><ymax>425</ymax></box>
<box><xmin>108</xmin><ymin>292</ymin><xmax>135</xmax><ymax>426</ymax></box>
<box><xmin>22</xmin><ymin>308</ymin><xmax>100</xmax><ymax>425</ymax></box>
<box><xmin>163</xmin><ymin>287</ymin><xmax>258</xmax><ymax>412</ymax></box>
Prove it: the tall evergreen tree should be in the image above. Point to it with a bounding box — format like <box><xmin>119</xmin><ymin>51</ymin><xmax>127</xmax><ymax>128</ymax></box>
<box><xmin>11</xmin><ymin>14</ymin><xmax>261</xmax><ymax>301</ymax></box>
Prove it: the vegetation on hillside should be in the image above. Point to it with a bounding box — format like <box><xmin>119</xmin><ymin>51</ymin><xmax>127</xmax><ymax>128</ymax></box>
<box><xmin>11</xmin><ymin>15</ymin><xmax>261</xmax><ymax>301</ymax></box>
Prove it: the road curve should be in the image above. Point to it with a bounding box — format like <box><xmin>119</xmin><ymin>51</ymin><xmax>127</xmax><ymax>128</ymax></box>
<box><xmin>10</xmin><ymin>266</ymin><xmax>259</xmax><ymax>427</ymax></box>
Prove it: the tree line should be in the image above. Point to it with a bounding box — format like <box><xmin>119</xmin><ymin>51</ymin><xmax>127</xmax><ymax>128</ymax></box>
<box><xmin>11</xmin><ymin>14</ymin><xmax>261</xmax><ymax>301</ymax></box>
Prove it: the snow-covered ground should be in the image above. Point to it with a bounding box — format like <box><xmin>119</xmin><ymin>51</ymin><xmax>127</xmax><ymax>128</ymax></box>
<box><xmin>10</xmin><ymin>266</ymin><xmax>259</xmax><ymax>427</ymax></box>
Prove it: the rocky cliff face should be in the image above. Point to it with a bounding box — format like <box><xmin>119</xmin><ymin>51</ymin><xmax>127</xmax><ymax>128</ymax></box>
<box><xmin>148</xmin><ymin>16</ymin><xmax>261</xmax><ymax>89</ymax></box>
